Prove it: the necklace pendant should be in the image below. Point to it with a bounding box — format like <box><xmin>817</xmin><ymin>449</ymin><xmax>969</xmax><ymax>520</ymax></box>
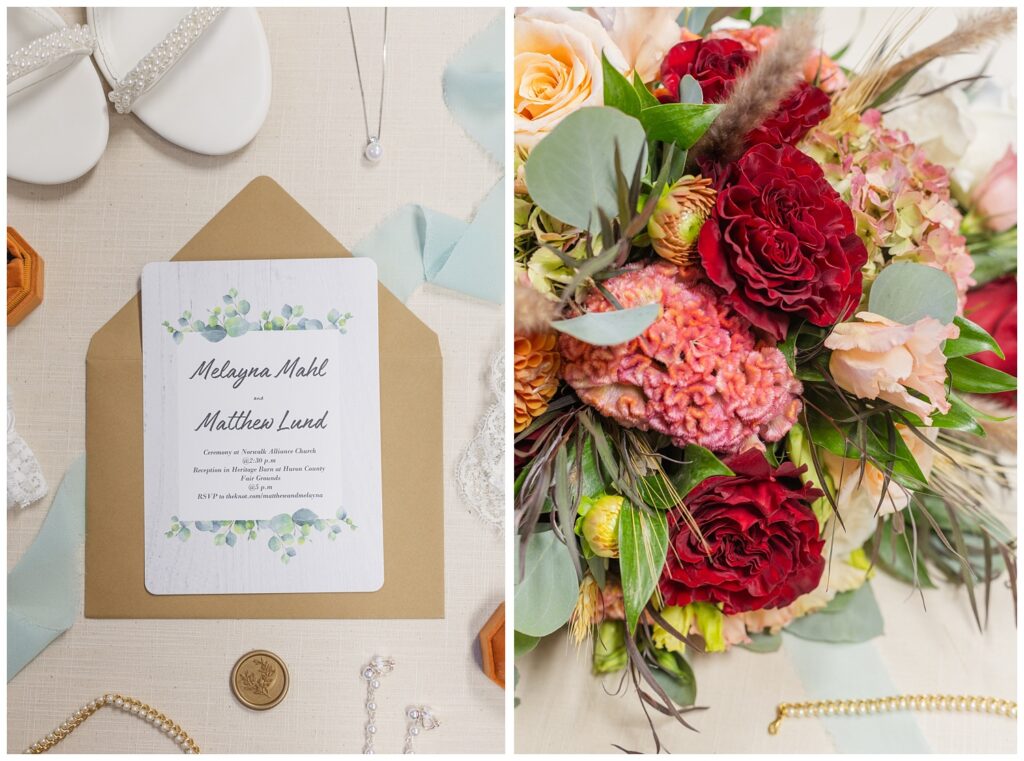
<box><xmin>364</xmin><ymin>137</ymin><xmax>383</xmax><ymax>163</ymax></box>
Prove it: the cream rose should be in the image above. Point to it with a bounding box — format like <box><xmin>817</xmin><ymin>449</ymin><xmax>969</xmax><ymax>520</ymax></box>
<box><xmin>825</xmin><ymin>311</ymin><xmax>959</xmax><ymax>425</ymax></box>
<box><xmin>515</xmin><ymin>8</ymin><xmax>627</xmax><ymax>149</ymax></box>
<box><xmin>584</xmin><ymin>7</ymin><xmax>682</xmax><ymax>84</ymax></box>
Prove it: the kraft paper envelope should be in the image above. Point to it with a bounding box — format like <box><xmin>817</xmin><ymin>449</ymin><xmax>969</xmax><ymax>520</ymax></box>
<box><xmin>85</xmin><ymin>176</ymin><xmax>444</xmax><ymax>618</ymax></box>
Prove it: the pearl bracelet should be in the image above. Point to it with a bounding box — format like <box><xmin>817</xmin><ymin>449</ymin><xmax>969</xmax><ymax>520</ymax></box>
<box><xmin>769</xmin><ymin>693</ymin><xmax>1017</xmax><ymax>735</ymax></box>
<box><xmin>25</xmin><ymin>693</ymin><xmax>200</xmax><ymax>754</ymax></box>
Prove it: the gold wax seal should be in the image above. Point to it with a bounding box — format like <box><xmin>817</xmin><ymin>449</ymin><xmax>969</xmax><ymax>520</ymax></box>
<box><xmin>231</xmin><ymin>650</ymin><xmax>289</xmax><ymax>711</ymax></box>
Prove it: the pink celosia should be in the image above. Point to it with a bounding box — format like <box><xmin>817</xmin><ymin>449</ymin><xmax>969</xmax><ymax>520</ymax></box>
<box><xmin>559</xmin><ymin>262</ymin><xmax>802</xmax><ymax>453</ymax></box>
<box><xmin>804</xmin><ymin>109</ymin><xmax>975</xmax><ymax>309</ymax></box>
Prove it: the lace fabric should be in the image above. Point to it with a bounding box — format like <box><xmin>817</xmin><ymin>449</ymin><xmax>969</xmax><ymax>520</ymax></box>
<box><xmin>456</xmin><ymin>349</ymin><xmax>504</xmax><ymax>532</ymax></box>
<box><xmin>8</xmin><ymin>396</ymin><xmax>47</xmax><ymax>510</ymax></box>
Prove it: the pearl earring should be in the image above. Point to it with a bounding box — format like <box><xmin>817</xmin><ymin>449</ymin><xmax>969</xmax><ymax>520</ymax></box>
<box><xmin>360</xmin><ymin>655</ymin><xmax>394</xmax><ymax>754</ymax></box>
<box><xmin>403</xmin><ymin>705</ymin><xmax>440</xmax><ymax>754</ymax></box>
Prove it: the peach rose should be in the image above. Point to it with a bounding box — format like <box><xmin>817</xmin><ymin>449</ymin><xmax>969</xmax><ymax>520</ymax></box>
<box><xmin>585</xmin><ymin>7</ymin><xmax>682</xmax><ymax>84</ymax></box>
<box><xmin>970</xmin><ymin>147</ymin><xmax>1017</xmax><ymax>233</ymax></box>
<box><xmin>515</xmin><ymin>8</ymin><xmax>627</xmax><ymax>149</ymax></box>
<box><xmin>825</xmin><ymin>311</ymin><xmax>958</xmax><ymax>425</ymax></box>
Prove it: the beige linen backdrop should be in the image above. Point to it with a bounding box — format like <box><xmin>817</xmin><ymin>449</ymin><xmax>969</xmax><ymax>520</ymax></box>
<box><xmin>7</xmin><ymin>7</ymin><xmax>504</xmax><ymax>753</ymax></box>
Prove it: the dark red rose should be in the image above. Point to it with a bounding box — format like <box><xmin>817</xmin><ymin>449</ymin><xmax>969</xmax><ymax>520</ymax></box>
<box><xmin>697</xmin><ymin>143</ymin><xmax>868</xmax><ymax>340</ymax></box>
<box><xmin>659</xmin><ymin>39</ymin><xmax>752</xmax><ymax>104</ymax></box>
<box><xmin>658</xmin><ymin>38</ymin><xmax>830</xmax><ymax>146</ymax></box>
<box><xmin>747</xmin><ymin>82</ymin><xmax>832</xmax><ymax>147</ymax></box>
<box><xmin>965</xmin><ymin>276</ymin><xmax>1017</xmax><ymax>407</ymax></box>
<box><xmin>659</xmin><ymin>449</ymin><xmax>825</xmax><ymax>615</ymax></box>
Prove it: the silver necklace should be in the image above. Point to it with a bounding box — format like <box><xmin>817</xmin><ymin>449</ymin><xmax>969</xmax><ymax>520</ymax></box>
<box><xmin>346</xmin><ymin>7</ymin><xmax>387</xmax><ymax>164</ymax></box>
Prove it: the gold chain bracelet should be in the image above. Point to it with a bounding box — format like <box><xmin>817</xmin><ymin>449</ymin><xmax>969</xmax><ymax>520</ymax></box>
<box><xmin>769</xmin><ymin>694</ymin><xmax>1017</xmax><ymax>735</ymax></box>
<box><xmin>25</xmin><ymin>693</ymin><xmax>200</xmax><ymax>754</ymax></box>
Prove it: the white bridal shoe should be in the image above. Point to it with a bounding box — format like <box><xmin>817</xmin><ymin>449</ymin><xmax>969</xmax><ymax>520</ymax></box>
<box><xmin>87</xmin><ymin>7</ymin><xmax>272</xmax><ymax>155</ymax></box>
<box><xmin>7</xmin><ymin>7</ymin><xmax>109</xmax><ymax>184</ymax></box>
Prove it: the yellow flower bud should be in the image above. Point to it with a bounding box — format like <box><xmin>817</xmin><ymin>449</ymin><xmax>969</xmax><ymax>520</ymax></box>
<box><xmin>578</xmin><ymin>494</ymin><xmax>624</xmax><ymax>558</ymax></box>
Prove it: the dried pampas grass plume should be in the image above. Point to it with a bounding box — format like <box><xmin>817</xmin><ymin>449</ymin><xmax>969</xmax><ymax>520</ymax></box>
<box><xmin>694</xmin><ymin>10</ymin><xmax>820</xmax><ymax>166</ymax></box>
<box><xmin>515</xmin><ymin>282</ymin><xmax>558</xmax><ymax>334</ymax></box>
<box><xmin>826</xmin><ymin>8</ymin><xmax>1017</xmax><ymax>130</ymax></box>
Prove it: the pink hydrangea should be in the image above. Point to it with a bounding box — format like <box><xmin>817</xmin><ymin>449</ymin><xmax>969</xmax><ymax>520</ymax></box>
<box><xmin>559</xmin><ymin>262</ymin><xmax>802</xmax><ymax>453</ymax></box>
<box><xmin>804</xmin><ymin>109</ymin><xmax>975</xmax><ymax>308</ymax></box>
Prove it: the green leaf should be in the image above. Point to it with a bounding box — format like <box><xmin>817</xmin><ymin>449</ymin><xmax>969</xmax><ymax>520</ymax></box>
<box><xmin>282</xmin><ymin>304</ymin><xmax>293</xmax><ymax>319</ymax></box>
<box><xmin>618</xmin><ymin>503</ymin><xmax>669</xmax><ymax>633</ymax></box>
<box><xmin>636</xmin><ymin>445</ymin><xmax>732</xmax><ymax>510</ymax></box>
<box><xmin>524</xmin><ymin>107</ymin><xmax>647</xmax><ymax>232</ymax></box>
<box><xmin>873</xmin><ymin>519</ymin><xmax>936</xmax><ymax>589</ymax></box>
<box><xmin>602</xmin><ymin>52</ymin><xmax>639</xmax><ymax>117</ymax></box>
<box><xmin>650</xmin><ymin>660</ymin><xmax>696</xmax><ymax>707</ymax></box>
<box><xmin>224</xmin><ymin>531</ymin><xmax>236</xmax><ymax>547</ymax></box>
<box><xmin>550</xmin><ymin>303</ymin><xmax>659</xmax><ymax>346</ymax></box>
<box><xmin>944</xmin><ymin>315</ymin><xmax>1004</xmax><ymax>359</ymax></box>
<box><xmin>753</xmin><ymin>7</ymin><xmax>784</xmax><ymax>27</ymax></box>
<box><xmin>514</xmin><ymin>631</ymin><xmax>541</xmax><ymax>657</ymax></box>
<box><xmin>739</xmin><ymin>631</ymin><xmax>783</xmax><ymax>653</ymax></box>
<box><xmin>673</xmin><ymin>444</ymin><xmax>734</xmax><ymax>499</ymax></box>
<box><xmin>868</xmin><ymin>262</ymin><xmax>957</xmax><ymax>325</ymax></box>
<box><xmin>632</xmin><ymin>72</ymin><xmax>659</xmax><ymax>110</ymax></box>
<box><xmin>638</xmin><ymin>103</ymin><xmax>722</xmax><ymax>149</ymax></box>
<box><xmin>784</xmin><ymin>584</ymin><xmax>884</xmax><ymax>643</ymax></box>
<box><xmin>575</xmin><ymin>437</ymin><xmax>606</xmax><ymax>499</ymax></box>
<box><xmin>514</xmin><ymin>531</ymin><xmax>580</xmax><ymax>637</ymax></box>
<box><xmin>946</xmin><ymin>356</ymin><xmax>1017</xmax><ymax>394</ymax></box>
<box><xmin>237</xmin><ymin>300</ymin><xmax>250</xmax><ymax>315</ymax></box>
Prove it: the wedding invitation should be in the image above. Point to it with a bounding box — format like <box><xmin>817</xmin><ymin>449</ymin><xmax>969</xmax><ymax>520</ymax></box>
<box><xmin>141</xmin><ymin>258</ymin><xmax>383</xmax><ymax>594</ymax></box>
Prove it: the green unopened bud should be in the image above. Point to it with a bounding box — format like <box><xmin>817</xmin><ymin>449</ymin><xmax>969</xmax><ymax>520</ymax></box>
<box><xmin>592</xmin><ymin>621</ymin><xmax>628</xmax><ymax>674</ymax></box>
<box><xmin>578</xmin><ymin>493</ymin><xmax>624</xmax><ymax>558</ymax></box>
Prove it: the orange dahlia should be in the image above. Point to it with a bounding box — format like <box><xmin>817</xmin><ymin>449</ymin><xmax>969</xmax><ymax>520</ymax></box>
<box><xmin>514</xmin><ymin>332</ymin><xmax>560</xmax><ymax>433</ymax></box>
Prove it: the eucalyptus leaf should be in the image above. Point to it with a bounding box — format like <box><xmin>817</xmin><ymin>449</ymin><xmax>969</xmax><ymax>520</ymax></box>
<box><xmin>784</xmin><ymin>584</ymin><xmax>884</xmax><ymax>643</ymax></box>
<box><xmin>200</xmin><ymin>326</ymin><xmax>227</xmax><ymax>343</ymax></box>
<box><xmin>618</xmin><ymin>503</ymin><xmax>669</xmax><ymax>633</ymax></box>
<box><xmin>292</xmin><ymin>508</ymin><xmax>318</xmax><ymax>525</ymax></box>
<box><xmin>678</xmin><ymin>74</ymin><xmax>703</xmax><ymax>105</ymax></box>
<box><xmin>270</xmin><ymin>513</ymin><xmax>294</xmax><ymax>535</ymax></box>
<box><xmin>867</xmin><ymin>262</ymin><xmax>957</xmax><ymax>325</ymax></box>
<box><xmin>524</xmin><ymin>107</ymin><xmax>647</xmax><ymax>232</ymax></box>
<box><xmin>739</xmin><ymin>631</ymin><xmax>783</xmax><ymax>653</ymax></box>
<box><xmin>224</xmin><ymin>531</ymin><xmax>236</xmax><ymax>547</ymax></box>
<box><xmin>514</xmin><ymin>631</ymin><xmax>541</xmax><ymax>657</ymax></box>
<box><xmin>514</xmin><ymin>531</ymin><xmax>580</xmax><ymax>637</ymax></box>
<box><xmin>551</xmin><ymin>303</ymin><xmax>660</xmax><ymax>347</ymax></box>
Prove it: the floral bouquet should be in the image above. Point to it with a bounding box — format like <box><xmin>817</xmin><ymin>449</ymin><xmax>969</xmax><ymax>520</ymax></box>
<box><xmin>513</xmin><ymin>6</ymin><xmax>1017</xmax><ymax>748</ymax></box>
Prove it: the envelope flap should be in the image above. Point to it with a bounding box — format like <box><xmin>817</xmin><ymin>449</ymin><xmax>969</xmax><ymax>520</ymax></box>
<box><xmin>86</xmin><ymin>176</ymin><xmax>439</xmax><ymax>363</ymax></box>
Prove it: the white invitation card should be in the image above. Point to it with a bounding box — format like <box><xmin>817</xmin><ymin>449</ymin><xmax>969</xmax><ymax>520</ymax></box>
<box><xmin>141</xmin><ymin>259</ymin><xmax>383</xmax><ymax>594</ymax></box>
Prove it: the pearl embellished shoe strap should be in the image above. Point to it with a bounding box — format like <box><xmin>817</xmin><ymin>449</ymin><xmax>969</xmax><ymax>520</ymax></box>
<box><xmin>768</xmin><ymin>693</ymin><xmax>1017</xmax><ymax>735</ymax></box>
<box><xmin>107</xmin><ymin>7</ymin><xmax>225</xmax><ymax>115</ymax></box>
<box><xmin>25</xmin><ymin>693</ymin><xmax>200</xmax><ymax>753</ymax></box>
<box><xmin>6</xmin><ymin>24</ymin><xmax>96</xmax><ymax>87</ymax></box>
